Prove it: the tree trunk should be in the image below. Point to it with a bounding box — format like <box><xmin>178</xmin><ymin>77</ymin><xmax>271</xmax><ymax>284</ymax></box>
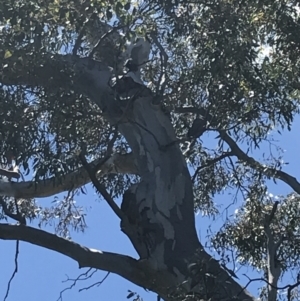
<box><xmin>0</xmin><ymin>53</ymin><xmax>255</xmax><ymax>301</ymax></box>
<box><xmin>71</xmin><ymin>57</ymin><xmax>255</xmax><ymax>300</ymax></box>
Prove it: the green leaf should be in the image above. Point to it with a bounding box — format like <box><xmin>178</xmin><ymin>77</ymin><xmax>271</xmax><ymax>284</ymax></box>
<box><xmin>4</xmin><ymin>50</ymin><xmax>12</xmax><ymax>59</ymax></box>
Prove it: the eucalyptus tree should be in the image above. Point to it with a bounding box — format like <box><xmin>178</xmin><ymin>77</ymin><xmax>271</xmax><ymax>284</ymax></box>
<box><xmin>0</xmin><ymin>0</ymin><xmax>300</xmax><ymax>300</ymax></box>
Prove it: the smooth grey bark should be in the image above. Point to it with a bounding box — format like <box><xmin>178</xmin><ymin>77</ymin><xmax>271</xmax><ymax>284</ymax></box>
<box><xmin>264</xmin><ymin>203</ymin><xmax>281</xmax><ymax>301</ymax></box>
<box><xmin>0</xmin><ymin>52</ymin><xmax>255</xmax><ymax>301</ymax></box>
<box><xmin>0</xmin><ymin>153</ymin><xmax>137</xmax><ymax>199</ymax></box>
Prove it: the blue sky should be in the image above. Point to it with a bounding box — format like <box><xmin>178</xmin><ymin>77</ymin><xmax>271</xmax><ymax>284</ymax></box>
<box><xmin>1</xmin><ymin>116</ymin><xmax>300</xmax><ymax>301</ymax></box>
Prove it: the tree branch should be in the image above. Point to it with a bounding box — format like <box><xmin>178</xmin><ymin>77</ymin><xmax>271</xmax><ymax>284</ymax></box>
<box><xmin>79</xmin><ymin>153</ymin><xmax>125</xmax><ymax>220</ymax></box>
<box><xmin>0</xmin><ymin>223</ymin><xmax>149</xmax><ymax>289</ymax></box>
<box><xmin>1</xmin><ymin>53</ymin><xmax>72</xmax><ymax>88</ymax></box>
<box><xmin>0</xmin><ymin>168</ymin><xmax>20</xmax><ymax>180</ymax></box>
<box><xmin>0</xmin><ymin>53</ymin><xmax>112</xmax><ymax>98</ymax></box>
<box><xmin>191</xmin><ymin>151</ymin><xmax>233</xmax><ymax>182</ymax></box>
<box><xmin>0</xmin><ymin>153</ymin><xmax>137</xmax><ymax>199</ymax></box>
<box><xmin>219</xmin><ymin>130</ymin><xmax>300</xmax><ymax>194</ymax></box>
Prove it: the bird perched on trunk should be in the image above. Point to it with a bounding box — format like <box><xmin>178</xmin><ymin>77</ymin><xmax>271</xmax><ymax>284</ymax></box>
<box><xmin>110</xmin><ymin>36</ymin><xmax>152</xmax><ymax>100</ymax></box>
<box><xmin>121</xmin><ymin>37</ymin><xmax>151</xmax><ymax>86</ymax></box>
<box><xmin>123</xmin><ymin>37</ymin><xmax>151</xmax><ymax>74</ymax></box>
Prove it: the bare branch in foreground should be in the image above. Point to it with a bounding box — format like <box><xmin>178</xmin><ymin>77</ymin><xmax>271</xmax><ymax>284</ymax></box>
<box><xmin>0</xmin><ymin>153</ymin><xmax>137</xmax><ymax>199</ymax></box>
<box><xmin>79</xmin><ymin>272</ymin><xmax>110</xmax><ymax>292</ymax></box>
<box><xmin>0</xmin><ymin>224</ymin><xmax>150</xmax><ymax>289</ymax></box>
<box><xmin>57</xmin><ymin>268</ymin><xmax>98</xmax><ymax>301</ymax></box>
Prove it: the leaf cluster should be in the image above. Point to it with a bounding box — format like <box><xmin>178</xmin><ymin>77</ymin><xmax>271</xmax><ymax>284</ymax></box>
<box><xmin>212</xmin><ymin>188</ymin><xmax>300</xmax><ymax>272</ymax></box>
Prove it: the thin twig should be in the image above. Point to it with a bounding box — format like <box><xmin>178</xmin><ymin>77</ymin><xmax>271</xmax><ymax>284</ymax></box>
<box><xmin>58</xmin><ymin>268</ymin><xmax>95</xmax><ymax>301</ymax></box>
<box><xmin>149</xmin><ymin>33</ymin><xmax>168</xmax><ymax>95</ymax></box>
<box><xmin>238</xmin><ymin>275</ymin><xmax>300</xmax><ymax>298</ymax></box>
<box><xmin>79</xmin><ymin>272</ymin><xmax>110</xmax><ymax>292</ymax></box>
<box><xmin>191</xmin><ymin>151</ymin><xmax>233</xmax><ymax>182</ymax></box>
<box><xmin>3</xmin><ymin>240</ymin><xmax>19</xmax><ymax>301</ymax></box>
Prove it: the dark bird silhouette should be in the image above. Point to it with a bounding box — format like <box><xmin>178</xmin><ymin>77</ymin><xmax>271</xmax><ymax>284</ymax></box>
<box><xmin>188</xmin><ymin>118</ymin><xmax>207</xmax><ymax>138</ymax></box>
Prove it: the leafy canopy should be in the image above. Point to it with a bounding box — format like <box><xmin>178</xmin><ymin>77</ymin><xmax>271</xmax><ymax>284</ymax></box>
<box><xmin>0</xmin><ymin>0</ymin><xmax>300</xmax><ymax>289</ymax></box>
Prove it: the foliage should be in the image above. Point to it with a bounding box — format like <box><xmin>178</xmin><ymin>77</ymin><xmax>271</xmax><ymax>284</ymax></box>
<box><xmin>212</xmin><ymin>189</ymin><xmax>300</xmax><ymax>271</ymax></box>
<box><xmin>0</xmin><ymin>0</ymin><xmax>300</xmax><ymax>299</ymax></box>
